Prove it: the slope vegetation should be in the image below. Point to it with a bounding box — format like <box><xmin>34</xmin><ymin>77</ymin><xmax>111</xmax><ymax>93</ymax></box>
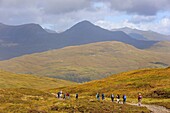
<box><xmin>0</xmin><ymin>70</ymin><xmax>75</xmax><ymax>89</ymax></box>
<box><xmin>0</xmin><ymin>41</ymin><xmax>170</xmax><ymax>82</ymax></box>
<box><xmin>0</xmin><ymin>88</ymin><xmax>150</xmax><ymax>113</ymax></box>
<box><xmin>55</xmin><ymin>67</ymin><xmax>170</xmax><ymax>108</ymax></box>
<box><xmin>56</xmin><ymin>67</ymin><xmax>170</xmax><ymax>97</ymax></box>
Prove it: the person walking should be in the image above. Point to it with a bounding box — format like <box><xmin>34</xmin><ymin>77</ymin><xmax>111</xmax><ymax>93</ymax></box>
<box><xmin>138</xmin><ymin>93</ymin><xmax>142</xmax><ymax>106</ymax></box>
<box><xmin>63</xmin><ymin>93</ymin><xmax>66</xmax><ymax>99</ymax></box>
<box><xmin>76</xmin><ymin>93</ymin><xmax>78</xmax><ymax>99</ymax></box>
<box><xmin>117</xmin><ymin>94</ymin><xmax>120</xmax><ymax>103</ymax></box>
<box><xmin>102</xmin><ymin>93</ymin><xmax>105</xmax><ymax>100</ymax></box>
<box><xmin>123</xmin><ymin>94</ymin><xmax>126</xmax><ymax>104</ymax></box>
<box><xmin>96</xmin><ymin>93</ymin><xmax>100</xmax><ymax>101</ymax></box>
<box><xmin>111</xmin><ymin>94</ymin><xmax>114</xmax><ymax>102</ymax></box>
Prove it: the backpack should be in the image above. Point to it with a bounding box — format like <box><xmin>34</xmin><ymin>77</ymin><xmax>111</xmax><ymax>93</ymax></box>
<box><xmin>138</xmin><ymin>95</ymin><xmax>142</xmax><ymax>99</ymax></box>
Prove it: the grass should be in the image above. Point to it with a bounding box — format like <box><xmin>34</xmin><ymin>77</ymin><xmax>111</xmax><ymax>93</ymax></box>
<box><xmin>0</xmin><ymin>41</ymin><xmax>170</xmax><ymax>82</ymax></box>
<box><xmin>0</xmin><ymin>67</ymin><xmax>169</xmax><ymax>112</ymax></box>
<box><xmin>0</xmin><ymin>88</ymin><xmax>150</xmax><ymax>113</ymax></box>
<box><xmin>52</xmin><ymin>67</ymin><xmax>170</xmax><ymax>108</ymax></box>
<box><xmin>0</xmin><ymin>70</ymin><xmax>76</xmax><ymax>90</ymax></box>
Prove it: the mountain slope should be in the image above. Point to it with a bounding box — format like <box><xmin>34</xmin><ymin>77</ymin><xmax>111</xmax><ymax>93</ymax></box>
<box><xmin>0</xmin><ymin>41</ymin><xmax>169</xmax><ymax>82</ymax></box>
<box><xmin>0</xmin><ymin>70</ymin><xmax>75</xmax><ymax>89</ymax></box>
<box><xmin>56</xmin><ymin>67</ymin><xmax>170</xmax><ymax>98</ymax></box>
<box><xmin>147</xmin><ymin>41</ymin><xmax>170</xmax><ymax>53</ymax></box>
<box><xmin>60</xmin><ymin>21</ymin><xmax>156</xmax><ymax>49</ymax></box>
<box><xmin>113</xmin><ymin>27</ymin><xmax>170</xmax><ymax>41</ymax></box>
<box><xmin>0</xmin><ymin>21</ymin><xmax>157</xmax><ymax>60</ymax></box>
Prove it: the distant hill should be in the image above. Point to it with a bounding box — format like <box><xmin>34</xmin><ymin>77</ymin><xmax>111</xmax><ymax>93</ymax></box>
<box><xmin>0</xmin><ymin>41</ymin><xmax>169</xmax><ymax>82</ymax></box>
<box><xmin>56</xmin><ymin>67</ymin><xmax>170</xmax><ymax>98</ymax></box>
<box><xmin>147</xmin><ymin>41</ymin><xmax>170</xmax><ymax>53</ymax></box>
<box><xmin>0</xmin><ymin>70</ymin><xmax>75</xmax><ymax>89</ymax></box>
<box><xmin>0</xmin><ymin>21</ymin><xmax>157</xmax><ymax>60</ymax></box>
<box><xmin>113</xmin><ymin>27</ymin><xmax>170</xmax><ymax>41</ymax></box>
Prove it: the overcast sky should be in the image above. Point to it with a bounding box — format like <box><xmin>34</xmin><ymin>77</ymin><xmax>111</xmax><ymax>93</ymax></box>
<box><xmin>0</xmin><ymin>0</ymin><xmax>170</xmax><ymax>34</ymax></box>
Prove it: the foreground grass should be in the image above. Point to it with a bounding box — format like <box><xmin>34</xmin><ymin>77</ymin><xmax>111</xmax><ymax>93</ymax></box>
<box><xmin>53</xmin><ymin>67</ymin><xmax>170</xmax><ymax>109</ymax></box>
<box><xmin>0</xmin><ymin>88</ymin><xmax>150</xmax><ymax>113</ymax></box>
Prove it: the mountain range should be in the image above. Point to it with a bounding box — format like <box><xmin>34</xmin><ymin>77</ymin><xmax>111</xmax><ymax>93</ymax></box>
<box><xmin>113</xmin><ymin>27</ymin><xmax>170</xmax><ymax>41</ymax></box>
<box><xmin>0</xmin><ymin>21</ymin><xmax>158</xmax><ymax>60</ymax></box>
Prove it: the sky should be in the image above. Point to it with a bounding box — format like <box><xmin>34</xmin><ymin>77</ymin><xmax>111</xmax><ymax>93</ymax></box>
<box><xmin>0</xmin><ymin>0</ymin><xmax>170</xmax><ymax>35</ymax></box>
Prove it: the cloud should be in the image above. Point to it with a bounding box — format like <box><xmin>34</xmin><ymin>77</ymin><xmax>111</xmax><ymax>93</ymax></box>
<box><xmin>128</xmin><ymin>15</ymin><xmax>156</xmax><ymax>24</ymax></box>
<box><xmin>0</xmin><ymin>0</ymin><xmax>170</xmax><ymax>35</ymax></box>
<box><xmin>103</xmin><ymin>0</ymin><xmax>170</xmax><ymax>16</ymax></box>
<box><xmin>95</xmin><ymin>16</ymin><xmax>170</xmax><ymax>35</ymax></box>
<box><xmin>41</xmin><ymin>0</ymin><xmax>91</xmax><ymax>15</ymax></box>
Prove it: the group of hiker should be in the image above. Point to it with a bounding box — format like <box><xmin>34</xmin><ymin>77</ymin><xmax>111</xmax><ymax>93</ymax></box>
<box><xmin>56</xmin><ymin>91</ymin><xmax>78</xmax><ymax>100</ymax></box>
<box><xmin>96</xmin><ymin>93</ymin><xmax>126</xmax><ymax>104</ymax></box>
<box><xmin>56</xmin><ymin>91</ymin><xmax>142</xmax><ymax>106</ymax></box>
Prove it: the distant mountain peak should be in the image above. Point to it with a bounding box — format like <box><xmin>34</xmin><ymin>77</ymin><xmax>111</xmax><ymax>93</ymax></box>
<box><xmin>70</xmin><ymin>20</ymin><xmax>95</xmax><ymax>29</ymax></box>
<box><xmin>78</xmin><ymin>20</ymin><xmax>93</xmax><ymax>24</ymax></box>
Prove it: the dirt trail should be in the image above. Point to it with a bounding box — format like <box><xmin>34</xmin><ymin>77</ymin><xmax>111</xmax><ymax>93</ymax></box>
<box><xmin>128</xmin><ymin>103</ymin><xmax>170</xmax><ymax>113</ymax></box>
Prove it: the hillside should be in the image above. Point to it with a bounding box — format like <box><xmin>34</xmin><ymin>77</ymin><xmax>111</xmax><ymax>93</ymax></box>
<box><xmin>0</xmin><ymin>41</ymin><xmax>170</xmax><ymax>82</ymax></box>
<box><xmin>57</xmin><ymin>67</ymin><xmax>170</xmax><ymax>96</ymax></box>
<box><xmin>0</xmin><ymin>88</ymin><xmax>150</xmax><ymax>113</ymax></box>
<box><xmin>54</xmin><ymin>67</ymin><xmax>170</xmax><ymax>108</ymax></box>
<box><xmin>147</xmin><ymin>41</ymin><xmax>170</xmax><ymax>53</ymax></box>
<box><xmin>0</xmin><ymin>21</ymin><xmax>157</xmax><ymax>60</ymax></box>
<box><xmin>0</xmin><ymin>70</ymin><xmax>75</xmax><ymax>89</ymax></box>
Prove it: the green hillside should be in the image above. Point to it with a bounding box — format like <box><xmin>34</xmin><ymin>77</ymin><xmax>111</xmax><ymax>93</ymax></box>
<box><xmin>0</xmin><ymin>70</ymin><xmax>75</xmax><ymax>89</ymax></box>
<box><xmin>0</xmin><ymin>41</ymin><xmax>170</xmax><ymax>82</ymax></box>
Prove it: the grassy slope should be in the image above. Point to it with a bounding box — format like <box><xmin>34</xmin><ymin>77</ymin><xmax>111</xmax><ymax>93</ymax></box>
<box><xmin>0</xmin><ymin>41</ymin><xmax>170</xmax><ymax>82</ymax></box>
<box><xmin>0</xmin><ymin>88</ymin><xmax>150</xmax><ymax>113</ymax></box>
<box><xmin>54</xmin><ymin>67</ymin><xmax>170</xmax><ymax>108</ymax></box>
<box><xmin>0</xmin><ymin>70</ymin><xmax>75</xmax><ymax>89</ymax></box>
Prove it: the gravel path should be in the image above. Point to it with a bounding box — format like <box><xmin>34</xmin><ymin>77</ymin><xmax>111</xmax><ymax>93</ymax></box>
<box><xmin>128</xmin><ymin>103</ymin><xmax>170</xmax><ymax>113</ymax></box>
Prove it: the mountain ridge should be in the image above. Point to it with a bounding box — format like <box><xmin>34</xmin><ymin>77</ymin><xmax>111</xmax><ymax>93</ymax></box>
<box><xmin>113</xmin><ymin>27</ymin><xmax>170</xmax><ymax>41</ymax></box>
<box><xmin>0</xmin><ymin>20</ymin><xmax>157</xmax><ymax>60</ymax></box>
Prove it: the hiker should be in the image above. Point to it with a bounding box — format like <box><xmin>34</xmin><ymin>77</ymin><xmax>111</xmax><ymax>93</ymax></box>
<box><xmin>60</xmin><ymin>90</ymin><xmax>63</xmax><ymax>98</ymax></box>
<box><xmin>96</xmin><ymin>93</ymin><xmax>100</xmax><ymax>101</ymax></box>
<box><xmin>123</xmin><ymin>94</ymin><xmax>126</xmax><ymax>104</ymax></box>
<box><xmin>111</xmin><ymin>94</ymin><xmax>114</xmax><ymax>102</ymax></box>
<box><xmin>138</xmin><ymin>93</ymin><xmax>142</xmax><ymax>106</ymax></box>
<box><xmin>102</xmin><ymin>93</ymin><xmax>105</xmax><ymax>100</ymax></box>
<box><xmin>76</xmin><ymin>93</ymin><xmax>78</xmax><ymax>99</ymax></box>
<box><xmin>66</xmin><ymin>93</ymin><xmax>70</xmax><ymax>99</ymax></box>
<box><xmin>57</xmin><ymin>91</ymin><xmax>60</xmax><ymax>98</ymax></box>
<box><xmin>63</xmin><ymin>93</ymin><xmax>66</xmax><ymax>99</ymax></box>
<box><xmin>116</xmin><ymin>94</ymin><xmax>120</xmax><ymax>103</ymax></box>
